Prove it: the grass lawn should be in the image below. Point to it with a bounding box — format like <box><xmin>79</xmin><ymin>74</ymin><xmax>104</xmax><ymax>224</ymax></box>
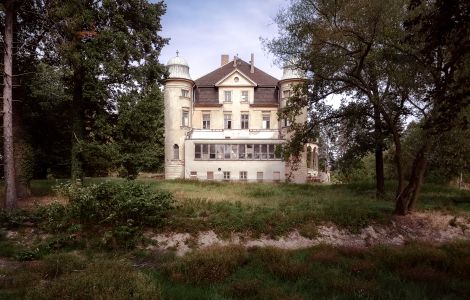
<box><xmin>1</xmin><ymin>179</ymin><xmax>469</xmax><ymax>299</ymax></box>
<box><xmin>18</xmin><ymin>178</ymin><xmax>470</xmax><ymax>236</ymax></box>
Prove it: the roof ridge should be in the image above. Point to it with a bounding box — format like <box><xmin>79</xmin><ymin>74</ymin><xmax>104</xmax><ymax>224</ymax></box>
<box><xmin>195</xmin><ymin>58</ymin><xmax>279</xmax><ymax>86</ymax></box>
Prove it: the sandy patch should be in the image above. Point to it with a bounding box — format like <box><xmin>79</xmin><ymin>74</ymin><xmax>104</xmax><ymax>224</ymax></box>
<box><xmin>144</xmin><ymin>211</ymin><xmax>470</xmax><ymax>256</ymax></box>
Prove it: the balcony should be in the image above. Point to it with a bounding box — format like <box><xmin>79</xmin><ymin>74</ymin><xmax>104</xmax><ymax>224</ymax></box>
<box><xmin>189</xmin><ymin>128</ymin><xmax>281</xmax><ymax>140</ymax></box>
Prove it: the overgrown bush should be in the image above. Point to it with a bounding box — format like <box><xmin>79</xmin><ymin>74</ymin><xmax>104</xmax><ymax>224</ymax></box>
<box><xmin>51</xmin><ymin>181</ymin><xmax>175</xmax><ymax>227</ymax></box>
<box><xmin>31</xmin><ymin>181</ymin><xmax>175</xmax><ymax>249</ymax></box>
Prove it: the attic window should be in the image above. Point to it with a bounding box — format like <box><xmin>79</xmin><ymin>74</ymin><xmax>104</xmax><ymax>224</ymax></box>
<box><xmin>234</xmin><ymin>76</ymin><xmax>239</xmax><ymax>82</ymax></box>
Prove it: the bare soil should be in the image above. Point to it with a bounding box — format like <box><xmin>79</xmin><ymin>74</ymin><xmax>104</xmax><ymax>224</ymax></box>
<box><xmin>144</xmin><ymin>211</ymin><xmax>470</xmax><ymax>256</ymax></box>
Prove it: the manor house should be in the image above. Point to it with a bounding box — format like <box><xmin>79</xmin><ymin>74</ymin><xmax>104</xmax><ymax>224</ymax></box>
<box><xmin>164</xmin><ymin>52</ymin><xmax>318</xmax><ymax>183</ymax></box>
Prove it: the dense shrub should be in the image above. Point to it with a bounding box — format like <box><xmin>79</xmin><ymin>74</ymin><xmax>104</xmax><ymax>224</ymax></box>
<box><xmin>30</xmin><ymin>181</ymin><xmax>175</xmax><ymax>249</ymax></box>
<box><xmin>55</xmin><ymin>181</ymin><xmax>174</xmax><ymax>227</ymax></box>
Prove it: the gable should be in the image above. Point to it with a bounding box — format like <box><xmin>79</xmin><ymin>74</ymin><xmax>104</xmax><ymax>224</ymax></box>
<box><xmin>215</xmin><ymin>69</ymin><xmax>257</xmax><ymax>87</ymax></box>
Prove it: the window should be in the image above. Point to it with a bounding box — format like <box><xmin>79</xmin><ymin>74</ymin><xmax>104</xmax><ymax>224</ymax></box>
<box><xmin>182</xmin><ymin>109</ymin><xmax>189</xmax><ymax>127</ymax></box>
<box><xmin>190</xmin><ymin>171</ymin><xmax>197</xmax><ymax>179</ymax></box>
<box><xmin>207</xmin><ymin>171</ymin><xmax>214</xmax><ymax>180</ymax></box>
<box><xmin>231</xmin><ymin>144</ymin><xmax>238</xmax><ymax>159</ymax></box>
<box><xmin>224</xmin><ymin>91</ymin><xmax>232</xmax><ymax>102</ymax></box>
<box><xmin>223</xmin><ymin>171</ymin><xmax>231</xmax><ymax>180</ymax></box>
<box><xmin>254</xmin><ymin>144</ymin><xmax>260</xmax><ymax>159</ymax></box>
<box><xmin>283</xmin><ymin>118</ymin><xmax>290</xmax><ymax>127</ymax></box>
<box><xmin>224</xmin><ymin>113</ymin><xmax>232</xmax><ymax>129</ymax></box>
<box><xmin>283</xmin><ymin>90</ymin><xmax>291</xmax><ymax>98</ymax></box>
<box><xmin>224</xmin><ymin>145</ymin><xmax>231</xmax><ymax>159</ymax></box>
<box><xmin>241</xmin><ymin>91</ymin><xmax>248</xmax><ymax>102</ymax></box>
<box><xmin>203</xmin><ymin>144</ymin><xmax>209</xmax><ymax>159</ymax></box>
<box><xmin>241</xmin><ymin>113</ymin><xmax>249</xmax><ymax>129</ymax></box>
<box><xmin>268</xmin><ymin>144</ymin><xmax>275</xmax><ymax>159</ymax></box>
<box><xmin>234</xmin><ymin>76</ymin><xmax>239</xmax><ymax>82</ymax></box>
<box><xmin>194</xmin><ymin>143</ymin><xmax>283</xmax><ymax>160</ymax></box>
<box><xmin>239</xmin><ymin>144</ymin><xmax>245</xmax><ymax>159</ymax></box>
<box><xmin>240</xmin><ymin>171</ymin><xmax>247</xmax><ymax>180</ymax></box>
<box><xmin>246</xmin><ymin>144</ymin><xmax>253</xmax><ymax>159</ymax></box>
<box><xmin>173</xmin><ymin>144</ymin><xmax>179</xmax><ymax>160</ymax></box>
<box><xmin>181</xmin><ymin>89</ymin><xmax>189</xmax><ymax>98</ymax></box>
<box><xmin>257</xmin><ymin>172</ymin><xmax>264</xmax><ymax>182</ymax></box>
<box><xmin>261</xmin><ymin>144</ymin><xmax>268</xmax><ymax>159</ymax></box>
<box><xmin>216</xmin><ymin>144</ymin><xmax>224</xmax><ymax>159</ymax></box>
<box><xmin>209</xmin><ymin>144</ymin><xmax>215</xmax><ymax>159</ymax></box>
<box><xmin>195</xmin><ymin>144</ymin><xmax>201</xmax><ymax>159</ymax></box>
<box><xmin>202</xmin><ymin>113</ymin><xmax>210</xmax><ymax>129</ymax></box>
<box><xmin>262</xmin><ymin>113</ymin><xmax>270</xmax><ymax>129</ymax></box>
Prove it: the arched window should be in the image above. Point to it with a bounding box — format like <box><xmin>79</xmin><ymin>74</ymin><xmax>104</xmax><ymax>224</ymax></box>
<box><xmin>173</xmin><ymin>144</ymin><xmax>179</xmax><ymax>160</ymax></box>
<box><xmin>306</xmin><ymin>146</ymin><xmax>312</xmax><ymax>168</ymax></box>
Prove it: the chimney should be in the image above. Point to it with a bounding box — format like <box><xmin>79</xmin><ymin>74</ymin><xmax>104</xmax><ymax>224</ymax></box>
<box><xmin>250</xmin><ymin>53</ymin><xmax>254</xmax><ymax>73</ymax></box>
<box><xmin>221</xmin><ymin>54</ymin><xmax>229</xmax><ymax>66</ymax></box>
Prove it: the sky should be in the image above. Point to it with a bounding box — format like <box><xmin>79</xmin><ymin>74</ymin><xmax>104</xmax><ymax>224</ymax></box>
<box><xmin>157</xmin><ymin>0</ymin><xmax>288</xmax><ymax>80</ymax></box>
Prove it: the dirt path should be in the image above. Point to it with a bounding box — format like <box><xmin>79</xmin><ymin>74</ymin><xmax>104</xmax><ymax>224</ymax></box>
<box><xmin>144</xmin><ymin>211</ymin><xmax>470</xmax><ymax>255</ymax></box>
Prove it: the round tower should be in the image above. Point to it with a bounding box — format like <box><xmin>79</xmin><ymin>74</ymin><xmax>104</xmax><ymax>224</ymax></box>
<box><xmin>279</xmin><ymin>64</ymin><xmax>317</xmax><ymax>183</ymax></box>
<box><xmin>164</xmin><ymin>51</ymin><xmax>193</xmax><ymax>179</ymax></box>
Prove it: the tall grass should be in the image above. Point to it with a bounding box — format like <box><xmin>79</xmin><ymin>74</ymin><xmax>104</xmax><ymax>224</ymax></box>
<box><xmin>154</xmin><ymin>242</ymin><xmax>470</xmax><ymax>299</ymax></box>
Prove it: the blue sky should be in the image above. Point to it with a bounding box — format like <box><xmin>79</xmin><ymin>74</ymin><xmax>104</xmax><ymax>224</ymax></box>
<box><xmin>157</xmin><ymin>0</ymin><xmax>288</xmax><ymax>79</ymax></box>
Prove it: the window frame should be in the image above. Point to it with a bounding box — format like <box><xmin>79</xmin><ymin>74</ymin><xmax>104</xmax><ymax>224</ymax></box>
<box><xmin>202</xmin><ymin>113</ymin><xmax>211</xmax><ymax>129</ymax></box>
<box><xmin>241</xmin><ymin>90</ymin><xmax>249</xmax><ymax>102</ymax></box>
<box><xmin>262</xmin><ymin>113</ymin><xmax>271</xmax><ymax>129</ymax></box>
<box><xmin>182</xmin><ymin>109</ymin><xmax>189</xmax><ymax>127</ymax></box>
<box><xmin>181</xmin><ymin>89</ymin><xmax>190</xmax><ymax>98</ymax></box>
<box><xmin>241</xmin><ymin>113</ymin><xmax>249</xmax><ymax>129</ymax></box>
<box><xmin>224</xmin><ymin>90</ymin><xmax>232</xmax><ymax>103</ymax></box>
<box><xmin>173</xmin><ymin>144</ymin><xmax>179</xmax><ymax>160</ymax></box>
<box><xmin>224</xmin><ymin>113</ymin><xmax>232</xmax><ymax>129</ymax></box>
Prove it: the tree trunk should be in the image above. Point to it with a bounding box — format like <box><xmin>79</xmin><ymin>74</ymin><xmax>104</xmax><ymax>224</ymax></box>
<box><xmin>374</xmin><ymin>105</ymin><xmax>385</xmax><ymax>199</ymax></box>
<box><xmin>13</xmin><ymin>105</ymin><xmax>32</xmax><ymax>198</ymax></box>
<box><xmin>394</xmin><ymin>141</ymin><xmax>431</xmax><ymax>215</ymax></box>
<box><xmin>70</xmin><ymin>70</ymin><xmax>84</xmax><ymax>183</ymax></box>
<box><xmin>391</xmin><ymin>129</ymin><xmax>404</xmax><ymax>197</ymax></box>
<box><xmin>2</xmin><ymin>0</ymin><xmax>17</xmax><ymax>209</ymax></box>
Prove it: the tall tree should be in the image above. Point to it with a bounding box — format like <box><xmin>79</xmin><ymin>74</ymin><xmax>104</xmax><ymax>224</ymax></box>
<box><xmin>2</xmin><ymin>0</ymin><xmax>17</xmax><ymax>209</ymax></box>
<box><xmin>266</xmin><ymin>0</ymin><xmax>409</xmax><ymax>198</ymax></box>
<box><xmin>267</xmin><ymin>0</ymin><xmax>469</xmax><ymax>214</ymax></box>
<box><xmin>38</xmin><ymin>0</ymin><xmax>168</xmax><ymax>182</ymax></box>
<box><xmin>393</xmin><ymin>0</ymin><xmax>470</xmax><ymax>214</ymax></box>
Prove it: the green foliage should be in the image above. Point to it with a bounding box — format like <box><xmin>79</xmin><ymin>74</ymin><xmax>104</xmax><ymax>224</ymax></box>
<box><xmin>55</xmin><ymin>181</ymin><xmax>174</xmax><ymax>227</ymax></box>
<box><xmin>12</xmin><ymin>1</ymin><xmax>169</xmax><ymax>179</ymax></box>
<box><xmin>26</xmin><ymin>181</ymin><xmax>175</xmax><ymax>249</ymax></box>
<box><xmin>26</xmin><ymin>260</ymin><xmax>162</xmax><ymax>300</ymax></box>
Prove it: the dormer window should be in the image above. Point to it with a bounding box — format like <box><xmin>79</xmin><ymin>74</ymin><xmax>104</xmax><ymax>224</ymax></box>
<box><xmin>181</xmin><ymin>89</ymin><xmax>189</xmax><ymax>98</ymax></box>
<box><xmin>224</xmin><ymin>91</ymin><xmax>232</xmax><ymax>103</ymax></box>
<box><xmin>241</xmin><ymin>91</ymin><xmax>248</xmax><ymax>102</ymax></box>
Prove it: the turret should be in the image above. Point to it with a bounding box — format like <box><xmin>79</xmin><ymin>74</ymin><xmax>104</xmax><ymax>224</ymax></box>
<box><xmin>164</xmin><ymin>51</ymin><xmax>193</xmax><ymax>179</ymax></box>
<box><xmin>279</xmin><ymin>63</ymin><xmax>317</xmax><ymax>183</ymax></box>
